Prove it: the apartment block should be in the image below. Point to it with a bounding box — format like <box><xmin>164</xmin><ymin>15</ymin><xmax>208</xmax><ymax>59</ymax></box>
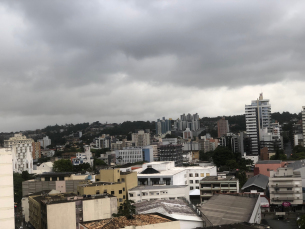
<box><xmin>158</xmin><ymin>143</ymin><xmax>183</xmax><ymax>166</ymax></box>
<box><xmin>269</xmin><ymin>167</ymin><xmax>303</xmax><ymax>205</ymax></box>
<box><xmin>38</xmin><ymin>136</ymin><xmax>51</xmax><ymax>149</ymax></box>
<box><xmin>217</xmin><ymin>117</ymin><xmax>229</xmax><ymax>138</ymax></box>
<box><xmin>32</xmin><ymin>142</ymin><xmax>41</xmax><ymax>159</ymax></box>
<box><xmin>200</xmin><ymin>175</ymin><xmax>239</xmax><ymax>202</ymax></box>
<box><xmin>131</xmin><ymin>130</ymin><xmax>150</xmax><ymax>147</ymax></box>
<box><xmin>115</xmin><ymin>146</ymin><xmax>153</xmax><ymax>165</ymax></box>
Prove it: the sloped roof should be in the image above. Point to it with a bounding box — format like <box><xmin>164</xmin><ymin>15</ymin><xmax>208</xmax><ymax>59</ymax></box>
<box><xmin>241</xmin><ymin>174</ymin><xmax>269</xmax><ymax>190</ymax></box>
<box><xmin>140</xmin><ymin>167</ymin><xmax>160</xmax><ymax>174</ymax></box>
<box><xmin>256</xmin><ymin>160</ymin><xmax>281</xmax><ymax>164</ymax></box>
<box><xmin>199</xmin><ymin>194</ymin><xmax>259</xmax><ymax>226</ymax></box>
<box><xmin>287</xmin><ymin>160</ymin><xmax>305</xmax><ymax>170</ymax></box>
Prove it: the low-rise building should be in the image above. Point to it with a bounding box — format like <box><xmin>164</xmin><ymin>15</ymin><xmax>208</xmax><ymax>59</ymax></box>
<box><xmin>79</xmin><ymin>213</ymin><xmax>180</xmax><ymax>229</ymax></box>
<box><xmin>158</xmin><ymin>143</ymin><xmax>183</xmax><ymax>166</ymax></box>
<box><xmin>200</xmin><ymin>175</ymin><xmax>239</xmax><ymax>202</ymax></box>
<box><xmin>73</xmin><ymin>145</ymin><xmax>93</xmax><ymax>167</ymax></box>
<box><xmin>78</xmin><ymin>168</ymin><xmax>137</xmax><ymax>206</ymax></box>
<box><xmin>115</xmin><ymin>146</ymin><xmax>153</xmax><ymax>165</ymax></box>
<box><xmin>29</xmin><ymin>192</ymin><xmax>117</xmax><ymax>229</ymax></box>
<box><xmin>32</xmin><ymin>162</ymin><xmax>53</xmax><ymax>174</ymax></box>
<box><xmin>128</xmin><ymin>185</ymin><xmax>189</xmax><ymax>203</ymax></box>
<box><xmin>269</xmin><ymin>167</ymin><xmax>303</xmax><ymax>205</ymax></box>
<box><xmin>255</xmin><ymin>160</ymin><xmax>285</xmax><ymax>177</ymax></box>
<box><xmin>199</xmin><ymin>194</ymin><xmax>261</xmax><ymax>226</ymax></box>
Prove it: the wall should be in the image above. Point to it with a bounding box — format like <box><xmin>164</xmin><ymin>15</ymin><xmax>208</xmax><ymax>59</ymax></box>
<box><xmin>255</xmin><ymin>163</ymin><xmax>282</xmax><ymax>177</ymax></box>
<box><xmin>47</xmin><ymin>202</ymin><xmax>76</xmax><ymax>229</ymax></box>
<box><xmin>249</xmin><ymin>196</ymin><xmax>261</xmax><ymax>224</ymax></box>
<box><xmin>179</xmin><ymin>220</ymin><xmax>203</xmax><ymax>229</ymax></box>
<box><xmin>121</xmin><ymin>172</ymin><xmax>138</xmax><ymax>191</ymax></box>
<box><xmin>0</xmin><ymin>148</ymin><xmax>15</xmax><ymax>229</ymax></box>
<box><xmin>82</xmin><ymin>197</ymin><xmax>117</xmax><ymax>222</ymax></box>
<box><xmin>22</xmin><ymin>197</ymin><xmax>30</xmax><ymax>223</ymax></box>
<box><xmin>123</xmin><ymin>221</ymin><xmax>181</xmax><ymax>229</ymax></box>
<box><xmin>173</xmin><ymin>171</ymin><xmax>187</xmax><ymax>185</ymax></box>
<box><xmin>97</xmin><ymin>168</ymin><xmax>120</xmax><ymax>182</ymax></box>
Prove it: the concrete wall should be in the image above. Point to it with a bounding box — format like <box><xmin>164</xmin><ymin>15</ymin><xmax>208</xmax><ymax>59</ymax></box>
<box><xmin>173</xmin><ymin>171</ymin><xmax>187</xmax><ymax>185</ymax></box>
<box><xmin>82</xmin><ymin>197</ymin><xmax>117</xmax><ymax>222</ymax></box>
<box><xmin>47</xmin><ymin>202</ymin><xmax>76</xmax><ymax>229</ymax></box>
<box><xmin>249</xmin><ymin>196</ymin><xmax>261</xmax><ymax>224</ymax></box>
<box><xmin>0</xmin><ymin>148</ymin><xmax>15</xmax><ymax>229</ymax></box>
<box><xmin>179</xmin><ymin>220</ymin><xmax>202</xmax><ymax>229</ymax></box>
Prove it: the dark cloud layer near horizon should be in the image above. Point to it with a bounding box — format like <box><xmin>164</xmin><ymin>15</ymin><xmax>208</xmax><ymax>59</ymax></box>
<box><xmin>1</xmin><ymin>0</ymin><xmax>305</xmax><ymax>132</ymax></box>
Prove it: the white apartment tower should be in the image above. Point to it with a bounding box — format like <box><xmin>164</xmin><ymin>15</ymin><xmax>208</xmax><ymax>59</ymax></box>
<box><xmin>38</xmin><ymin>136</ymin><xmax>51</xmax><ymax>149</ymax></box>
<box><xmin>245</xmin><ymin>93</ymin><xmax>271</xmax><ymax>155</ymax></box>
<box><xmin>0</xmin><ymin>148</ymin><xmax>15</xmax><ymax>229</ymax></box>
<box><xmin>4</xmin><ymin>133</ymin><xmax>34</xmax><ymax>173</ymax></box>
<box><xmin>131</xmin><ymin>130</ymin><xmax>150</xmax><ymax>147</ymax></box>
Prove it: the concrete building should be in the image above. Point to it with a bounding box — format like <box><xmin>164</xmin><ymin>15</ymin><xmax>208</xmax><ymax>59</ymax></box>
<box><xmin>115</xmin><ymin>146</ymin><xmax>153</xmax><ymax>165</ymax></box>
<box><xmin>98</xmin><ymin>151</ymin><xmax>116</xmax><ymax>165</ymax></box>
<box><xmin>32</xmin><ymin>142</ymin><xmax>41</xmax><ymax>159</ymax></box>
<box><xmin>199</xmin><ymin>194</ymin><xmax>261</xmax><ymax>226</ymax></box>
<box><xmin>217</xmin><ymin>117</ymin><xmax>229</xmax><ymax>138</ymax></box>
<box><xmin>32</xmin><ymin>162</ymin><xmax>53</xmax><ymax>174</ymax></box>
<box><xmin>38</xmin><ymin>136</ymin><xmax>51</xmax><ymax>149</ymax></box>
<box><xmin>132</xmin><ymin>130</ymin><xmax>150</xmax><ymax>147</ymax></box>
<box><xmin>302</xmin><ymin>106</ymin><xmax>305</xmax><ymax>143</ymax></box>
<box><xmin>245</xmin><ymin>93</ymin><xmax>271</xmax><ymax>155</ymax></box>
<box><xmin>0</xmin><ymin>148</ymin><xmax>15</xmax><ymax>229</ymax></box>
<box><xmin>78</xmin><ymin>168</ymin><xmax>137</xmax><ymax>206</ymax></box>
<box><xmin>200</xmin><ymin>175</ymin><xmax>239</xmax><ymax>202</ymax></box>
<box><xmin>29</xmin><ymin>192</ymin><xmax>117</xmax><ymax>229</ymax></box>
<box><xmin>94</xmin><ymin>134</ymin><xmax>111</xmax><ymax>149</ymax></box>
<box><xmin>4</xmin><ymin>133</ymin><xmax>34</xmax><ymax>173</ymax></box>
<box><xmin>174</xmin><ymin>113</ymin><xmax>200</xmax><ymax>132</ymax></box>
<box><xmin>22</xmin><ymin>172</ymin><xmax>91</xmax><ymax>196</ymax></box>
<box><xmin>269</xmin><ymin>167</ymin><xmax>303</xmax><ymax>205</ymax></box>
<box><xmin>158</xmin><ymin>143</ymin><xmax>183</xmax><ymax>166</ymax></box>
<box><xmin>135</xmin><ymin>162</ymin><xmax>217</xmax><ymax>192</ymax></box>
<box><xmin>79</xmin><ymin>213</ymin><xmax>180</xmax><ymax>229</ymax></box>
<box><xmin>128</xmin><ymin>185</ymin><xmax>189</xmax><ymax>203</ymax></box>
<box><xmin>73</xmin><ymin>145</ymin><xmax>93</xmax><ymax>167</ymax></box>
<box><xmin>183</xmin><ymin>128</ymin><xmax>193</xmax><ymax>139</ymax></box>
<box><xmin>287</xmin><ymin>159</ymin><xmax>305</xmax><ymax>187</ymax></box>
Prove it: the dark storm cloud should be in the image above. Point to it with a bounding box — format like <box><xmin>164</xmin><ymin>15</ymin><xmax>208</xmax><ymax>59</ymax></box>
<box><xmin>1</xmin><ymin>0</ymin><xmax>305</xmax><ymax>131</ymax></box>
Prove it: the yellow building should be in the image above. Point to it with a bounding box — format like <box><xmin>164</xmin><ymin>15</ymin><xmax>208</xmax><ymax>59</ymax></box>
<box><xmin>78</xmin><ymin>168</ymin><xmax>137</xmax><ymax>206</ymax></box>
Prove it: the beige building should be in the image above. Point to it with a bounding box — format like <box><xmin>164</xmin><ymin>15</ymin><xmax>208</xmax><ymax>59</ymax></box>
<box><xmin>269</xmin><ymin>167</ymin><xmax>303</xmax><ymax>205</ymax></box>
<box><xmin>29</xmin><ymin>192</ymin><xmax>117</xmax><ymax>229</ymax></box>
<box><xmin>32</xmin><ymin>142</ymin><xmax>41</xmax><ymax>159</ymax></box>
<box><xmin>0</xmin><ymin>148</ymin><xmax>15</xmax><ymax>229</ymax></box>
<box><xmin>78</xmin><ymin>168</ymin><xmax>137</xmax><ymax>206</ymax></box>
<box><xmin>132</xmin><ymin>130</ymin><xmax>150</xmax><ymax>147</ymax></box>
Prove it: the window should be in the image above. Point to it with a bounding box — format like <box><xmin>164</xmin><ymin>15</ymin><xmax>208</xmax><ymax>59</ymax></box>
<box><xmin>206</xmin><ymin>173</ymin><xmax>210</xmax><ymax>176</ymax></box>
<box><xmin>122</xmin><ymin>178</ymin><xmax>125</xmax><ymax>182</ymax></box>
<box><xmin>230</xmin><ymin>184</ymin><xmax>236</xmax><ymax>187</ymax></box>
<box><xmin>119</xmin><ymin>190</ymin><xmax>122</xmax><ymax>194</ymax></box>
<box><xmin>111</xmin><ymin>191</ymin><xmax>115</xmax><ymax>195</ymax></box>
<box><xmin>189</xmin><ymin>173</ymin><xmax>193</xmax><ymax>177</ymax></box>
<box><xmin>52</xmin><ymin>177</ymin><xmax>57</xmax><ymax>181</ymax></box>
<box><xmin>287</xmin><ymin>188</ymin><xmax>292</xmax><ymax>190</ymax></box>
<box><xmin>195</xmin><ymin>173</ymin><xmax>199</xmax><ymax>177</ymax></box>
<box><xmin>129</xmin><ymin>193</ymin><xmax>133</xmax><ymax>197</ymax></box>
<box><xmin>190</xmin><ymin>187</ymin><xmax>194</xmax><ymax>190</ymax></box>
<box><xmin>45</xmin><ymin>177</ymin><xmax>50</xmax><ymax>181</ymax></box>
<box><xmin>196</xmin><ymin>186</ymin><xmax>199</xmax><ymax>189</ymax></box>
<box><xmin>123</xmin><ymin>195</ymin><xmax>125</xmax><ymax>199</ymax></box>
<box><xmin>117</xmin><ymin>179</ymin><xmax>120</xmax><ymax>182</ymax></box>
<box><xmin>190</xmin><ymin>180</ymin><xmax>193</xmax><ymax>184</ymax></box>
<box><xmin>123</xmin><ymin>188</ymin><xmax>125</xmax><ymax>191</ymax></box>
<box><xmin>195</xmin><ymin>180</ymin><xmax>199</xmax><ymax>184</ymax></box>
<box><xmin>201</xmin><ymin>173</ymin><xmax>205</xmax><ymax>177</ymax></box>
<box><xmin>96</xmin><ymin>190</ymin><xmax>100</xmax><ymax>194</ymax></box>
<box><xmin>119</xmin><ymin>198</ymin><xmax>123</xmax><ymax>202</ymax></box>
<box><xmin>59</xmin><ymin>176</ymin><xmax>64</xmax><ymax>181</ymax></box>
<box><xmin>185</xmin><ymin>181</ymin><xmax>187</xmax><ymax>185</ymax></box>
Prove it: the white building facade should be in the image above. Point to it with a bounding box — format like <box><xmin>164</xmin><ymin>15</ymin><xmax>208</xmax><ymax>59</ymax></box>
<box><xmin>38</xmin><ymin>136</ymin><xmax>51</xmax><ymax>149</ymax></box>
<box><xmin>4</xmin><ymin>133</ymin><xmax>34</xmax><ymax>173</ymax></box>
<box><xmin>131</xmin><ymin>130</ymin><xmax>150</xmax><ymax>147</ymax></box>
<box><xmin>0</xmin><ymin>148</ymin><xmax>15</xmax><ymax>229</ymax></box>
<box><xmin>115</xmin><ymin>146</ymin><xmax>153</xmax><ymax>165</ymax></box>
<box><xmin>72</xmin><ymin>145</ymin><xmax>93</xmax><ymax>167</ymax></box>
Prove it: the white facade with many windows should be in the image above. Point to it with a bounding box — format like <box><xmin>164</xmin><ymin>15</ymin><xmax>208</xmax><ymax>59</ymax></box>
<box><xmin>4</xmin><ymin>133</ymin><xmax>33</xmax><ymax>173</ymax></box>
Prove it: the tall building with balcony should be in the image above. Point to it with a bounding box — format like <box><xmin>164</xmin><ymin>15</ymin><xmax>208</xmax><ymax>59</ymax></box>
<box><xmin>131</xmin><ymin>130</ymin><xmax>150</xmax><ymax>147</ymax></box>
<box><xmin>302</xmin><ymin>106</ymin><xmax>305</xmax><ymax>144</ymax></box>
<box><xmin>217</xmin><ymin>117</ymin><xmax>229</xmax><ymax>138</ymax></box>
<box><xmin>156</xmin><ymin>117</ymin><xmax>171</xmax><ymax>135</ymax></box>
<box><xmin>4</xmin><ymin>133</ymin><xmax>34</xmax><ymax>173</ymax></box>
<box><xmin>245</xmin><ymin>93</ymin><xmax>271</xmax><ymax>155</ymax></box>
<box><xmin>269</xmin><ymin>167</ymin><xmax>303</xmax><ymax>205</ymax></box>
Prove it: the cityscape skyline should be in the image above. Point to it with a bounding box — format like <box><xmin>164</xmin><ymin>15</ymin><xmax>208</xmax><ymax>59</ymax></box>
<box><xmin>1</xmin><ymin>1</ymin><xmax>305</xmax><ymax>132</ymax></box>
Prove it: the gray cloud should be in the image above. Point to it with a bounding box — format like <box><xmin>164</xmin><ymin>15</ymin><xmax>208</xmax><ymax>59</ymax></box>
<box><xmin>1</xmin><ymin>0</ymin><xmax>305</xmax><ymax>131</ymax></box>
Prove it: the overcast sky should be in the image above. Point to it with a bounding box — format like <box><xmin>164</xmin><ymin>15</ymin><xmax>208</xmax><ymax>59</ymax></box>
<box><xmin>1</xmin><ymin>0</ymin><xmax>305</xmax><ymax>132</ymax></box>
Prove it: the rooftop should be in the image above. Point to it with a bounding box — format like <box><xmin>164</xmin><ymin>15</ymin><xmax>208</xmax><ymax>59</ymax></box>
<box><xmin>81</xmin><ymin>214</ymin><xmax>175</xmax><ymax>229</ymax></box>
<box><xmin>35</xmin><ymin>172</ymin><xmax>73</xmax><ymax>177</ymax></box>
<box><xmin>199</xmin><ymin>194</ymin><xmax>259</xmax><ymax>226</ymax></box>
<box><xmin>129</xmin><ymin>185</ymin><xmax>188</xmax><ymax>191</ymax></box>
<box><xmin>201</xmin><ymin>176</ymin><xmax>238</xmax><ymax>182</ymax></box>
<box><xmin>78</xmin><ymin>181</ymin><xmax>122</xmax><ymax>187</ymax></box>
<box><xmin>256</xmin><ymin>160</ymin><xmax>282</xmax><ymax>164</ymax></box>
<box><xmin>241</xmin><ymin>174</ymin><xmax>269</xmax><ymax>190</ymax></box>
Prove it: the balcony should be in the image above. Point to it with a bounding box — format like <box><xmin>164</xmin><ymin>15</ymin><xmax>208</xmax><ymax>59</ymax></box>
<box><xmin>272</xmin><ymin>197</ymin><xmax>297</xmax><ymax>201</ymax></box>
<box><xmin>271</xmin><ymin>191</ymin><xmax>296</xmax><ymax>194</ymax></box>
<box><xmin>271</xmin><ymin>184</ymin><xmax>294</xmax><ymax>188</ymax></box>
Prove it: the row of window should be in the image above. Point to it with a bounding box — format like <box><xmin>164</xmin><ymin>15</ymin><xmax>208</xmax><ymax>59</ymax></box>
<box><xmin>189</xmin><ymin>173</ymin><xmax>210</xmax><ymax>177</ymax></box>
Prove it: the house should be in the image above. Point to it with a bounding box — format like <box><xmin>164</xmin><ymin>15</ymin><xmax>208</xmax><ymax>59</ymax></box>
<box><xmin>198</xmin><ymin>194</ymin><xmax>261</xmax><ymax>226</ymax></box>
<box><xmin>241</xmin><ymin>174</ymin><xmax>269</xmax><ymax>195</ymax></box>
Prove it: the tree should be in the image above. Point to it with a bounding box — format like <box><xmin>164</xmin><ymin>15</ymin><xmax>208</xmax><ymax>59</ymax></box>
<box><xmin>236</xmin><ymin>170</ymin><xmax>247</xmax><ymax>188</ymax></box>
<box><xmin>199</xmin><ymin>150</ymin><xmax>213</xmax><ymax>161</ymax></box>
<box><xmin>53</xmin><ymin>159</ymin><xmax>73</xmax><ymax>172</ymax></box>
<box><xmin>13</xmin><ymin>173</ymin><xmax>23</xmax><ymax>204</ymax></box>
<box><xmin>212</xmin><ymin>146</ymin><xmax>235</xmax><ymax>167</ymax></box>
<box><xmin>73</xmin><ymin>163</ymin><xmax>91</xmax><ymax>173</ymax></box>
<box><xmin>297</xmin><ymin>215</ymin><xmax>305</xmax><ymax>229</ymax></box>
<box><xmin>113</xmin><ymin>200</ymin><xmax>136</xmax><ymax>219</ymax></box>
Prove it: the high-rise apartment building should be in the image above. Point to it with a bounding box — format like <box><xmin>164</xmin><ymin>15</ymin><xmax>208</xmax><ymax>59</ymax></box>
<box><xmin>38</xmin><ymin>136</ymin><xmax>51</xmax><ymax>149</ymax></box>
<box><xmin>245</xmin><ymin>93</ymin><xmax>271</xmax><ymax>155</ymax></box>
<box><xmin>0</xmin><ymin>148</ymin><xmax>15</xmax><ymax>229</ymax></box>
<box><xmin>302</xmin><ymin>106</ymin><xmax>305</xmax><ymax>144</ymax></box>
<box><xmin>174</xmin><ymin>113</ymin><xmax>200</xmax><ymax>131</ymax></box>
<box><xmin>4</xmin><ymin>133</ymin><xmax>34</xmax><ymax>173</ymax></box>
<box><xmin>32</xmin><ymin>142</ymin><xmax>41</xmax><ymax>160</ymax></box>
<box><xmin>217</xmin><ymin>117</ymin><xmax>229</xmax><ymax>138</ymax></box>
<box><xmin>131</xmin><ymin>130</ymin><xmax>150</xmax><ymax>147</ymax></box>
<box><xmin>156</xmin><ymin>117</ymin><xmax>171</xmax><ymax>135</ymax></box>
